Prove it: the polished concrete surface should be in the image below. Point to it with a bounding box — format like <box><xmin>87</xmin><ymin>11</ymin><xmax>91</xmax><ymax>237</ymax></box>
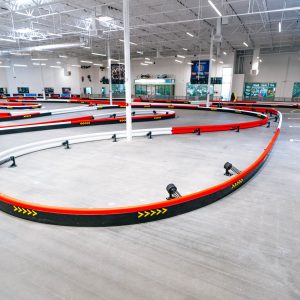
<box><xmin>0</xmin><ymin>105</ymin><xmax>299</xmax><ymax>300</ymax></box>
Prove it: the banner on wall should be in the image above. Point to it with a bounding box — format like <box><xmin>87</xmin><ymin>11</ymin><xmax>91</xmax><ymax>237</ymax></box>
<box><xmin>190</xmin><ymin>60</ymin><xmax>209</xmax><ymax>84</ymax></box>
<box><xmin>292</xmin><ymin>82</ymin><xmax>300</xmax><ymax>98</ymax></box>
<box><xmin>111</xmin><ymin>64</ymin><xmax>125</xmax><ymax>84</ymax></box>
<box><xmin>243</xmin><ymin>82</ymin><xmax>276</xmax><ymax>99</ymax></box>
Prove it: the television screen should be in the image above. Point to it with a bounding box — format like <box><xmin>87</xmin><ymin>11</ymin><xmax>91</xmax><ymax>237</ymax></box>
<box><xmin>44</xmin><ymin>87</ymin><xmax>54</xmax><ymax>94</ymax></box>
<box><xmin>17</xmin><ymin>87</ymin><xmax>29</xmax><ymax>93</ymax></box>
<box><xmin>62</xmin><ymin>87</ymin><xmax>71</xmax><ymax>94</ymax></box>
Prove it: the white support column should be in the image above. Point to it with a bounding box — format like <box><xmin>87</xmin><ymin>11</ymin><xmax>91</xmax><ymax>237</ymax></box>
<box><xmin>206</xmin><ymin>28</ymin><xmax>214</xmax><ymax>108</ymax></box>
<box><xmin>107</xmin><ymin>39</ymin><xmax>113</xmax><ymax>105</ymax></box>
<box><xmin>39</xmin><ymin>63</ymin><xmax>46</xmax><ymax>100</ymax></box>
<box><xmin>123</xmin><ymin>0</ymin><xmax>132</xmax><ymax>141</ymax></box>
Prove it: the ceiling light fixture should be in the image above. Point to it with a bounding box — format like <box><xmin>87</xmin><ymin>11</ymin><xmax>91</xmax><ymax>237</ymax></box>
<box><xmin>187</xmin><ymin>62</ymin><xmax>193</xmax><ymax>65</ymax></box>
<box><xmin>243</xmin><ymin>42</ymin><xmax>249</xmax><ymax>47</ymax></box>
<box><xmin>119</xmin><ymin>39</ymin><xmax>137</xmax><ymax>46</ymax></box>
<box><xmin>223</xmin><ymin>51</ymin><xmax>227</xmax><ymax>55</ymax></box>
<box><xmin>278</xmin><ymin>22</ymin><xmax>282</xmax><ymax>32</ymax></box>
<box><xmin>140</xmin><ymin>63</ymin><xmax>148</xmax><ymax>66</ymax></box>
<box><xmin>186</xmin><ymin>32</ymin><xmax>194</xmax><ymax>37</ymax></box>
<box><xmin>59</xmin><ymin>55</ymin><xmax>68</xmax><ymax>58</ymax></box>
<box><xmin>0</xmin><ymin>37</ymin><xmax>16</xmax><ymax>43</ymax></box>
<box><xmin>145</xmin><ymin>57</ymin><xmax>150</xmax><ymax>60</ymax></box>
<box><xmin>93</xmin><ymin>63</ymin><xmax>103</xmax><ymax>66</ymax></box>
<box><xmin>13</xmin><ymin>64</ymin><xmax>27</xmax><ymax>67</ymax></box>
<box><xmin>144</xmin><ymin>61</ymin><xmax>153</xmax><ymax>64</ymax></box>
<box><xmin>137</xmin><ymin>51</ymin><xmax>143</xmax><ymax>54</ymax></box>
<box><xmin>110</xmin><ymin>58</ymin><xmax>120</xmax><ymax>62</ymax></box>
<box><xmin>183</xmin><ymin>48</ymin><xmax>188</xmax><ymax>51</ymax></box>
<box><xmin>259</xmin><ymin>59</ymin><xmax>262</xmax><ymax>62</ymax></box>
<box><xmin>211</xmin><ymin>58</ymin><xmax>216</xmax><ymax>62</ymax></box>
<box><xmin>177</xmin><ymin>54</ymin><xmax>185</xmax><ymax>58</ymax></box>
<box><xmin>50</xmin><ymin>65</ymin><xmax>62</xmax><ymax>68</ymax></box>
<box><xmin>175</xmin><ymin>59</ymin><xmax>183</xmax><ymax>63</ymax></box>
<box><xmin>0</xmin><ymin>65</ymin><xmax>10</xmax><ymax>68</ymax></box>
<box><xmin>47</xmin><ymin>33</ymin><xmax>62</xmax><ymax>37</ymax></box>
<box><xmin>80</xmin><ymin>60</ymin><xmax>93</xmax><ymax>64</ymax></box>
<box><xmin>31</xmin><ymin>58</ymin><xmax>48</xmax><ymax>61</ymax></box>
<box><xmin>71</xmin><ymin>65</ymin><xmax>81</xmax><ymax>67</ymax></box>
<box><xmin>208</xmin><ymin>0</ymin><xmax>222</xmax><ymax>17</ymax></box>
<box><xmin>91</xmin><ymin>52</ymin><xmax>106</xmax><ymax>56</ymax></box>
<box><xmin>219</xmin><ymin>60</ymin><xmax>224</xmax><ymax>64</ymax></box>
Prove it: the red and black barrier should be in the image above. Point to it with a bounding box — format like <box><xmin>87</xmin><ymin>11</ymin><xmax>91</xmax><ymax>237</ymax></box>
<box><xmin>0</xmin><ymin>104</ymin><xmax>281</xmax><ymax>226</ymax></box>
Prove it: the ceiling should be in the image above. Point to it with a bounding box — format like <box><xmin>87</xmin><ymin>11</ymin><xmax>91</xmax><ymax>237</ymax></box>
<box><xmin>0</xmin><ymin>0</ymin><xmax>299</xmax><ymax>61</ymax></box>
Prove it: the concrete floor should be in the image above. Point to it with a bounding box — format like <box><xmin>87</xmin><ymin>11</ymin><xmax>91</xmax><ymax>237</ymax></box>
<box><xmin>0</xmin><ymin>105</ymin><xmax>299</xmax><ymax>300</ymax></box>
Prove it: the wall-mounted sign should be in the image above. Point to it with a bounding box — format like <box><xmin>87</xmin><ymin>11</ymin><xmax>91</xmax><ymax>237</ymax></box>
<box><xmin>244</xmin><ymin>82</ymin><xmax>276</xmax><ymax>99</ymax></box>
<box><xmin>134</xmin><ymin>79</ymin><xmax>175</xmax><ymax>85</ymax></box>
<box><xmin>292</xmin><ymin>82</ymin><xmax>300</xmax><ymax>98</ymax></box>
<box><xmin>0</xmin><ymin>88</ymin><xmax>8</xmax><ymax>95</ymax></box>
<box><xmin>44</xmin><ymin>87</ymin><xmax>54</xmax><ymax>94</ymax></box>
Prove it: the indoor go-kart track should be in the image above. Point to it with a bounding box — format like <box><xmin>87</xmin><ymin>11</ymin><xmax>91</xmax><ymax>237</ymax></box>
<box><xmin>0</xmin><ymin>99</ymin><xmax>299</xmax><ymax>300</ymax></box>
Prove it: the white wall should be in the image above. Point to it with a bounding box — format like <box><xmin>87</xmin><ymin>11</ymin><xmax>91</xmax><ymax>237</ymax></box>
<box><xmin>243</xmin><ymin>52</ymin><xmax>300</xmax><ymax>98</ymax></box>
<box><xmin>131</xmin><ymin>53</ymin><xmax>235</xmax><ymax>97</ymax></box>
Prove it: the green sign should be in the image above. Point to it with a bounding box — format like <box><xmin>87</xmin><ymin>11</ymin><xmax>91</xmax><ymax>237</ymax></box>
<box><xmin>244</xmin><ymin>82</ymin><xmax>276</xmax><ymax>99</ymax></box>
<box><xmin>292</xmin><ymin>82</ymin><xmax>300</xmax><ymax>98</ymax></box>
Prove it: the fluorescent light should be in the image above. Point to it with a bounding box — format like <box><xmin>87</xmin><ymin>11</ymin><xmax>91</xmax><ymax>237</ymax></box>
<box><xmin>50</xmin><ymin>65</ymin><xmax>61</xmax><ymax>68</ymax></box>
<box><xmin>243</xmin><ymin>42</ymin><xmax>249</xmax><ymax>47</ymax></box>
<box><xmin>91</xmin><ymin>52</ymin><xmax>106</xmax><ymax>56</ymax></box>
<box><xmin>28</xmin><ymin>43</ymin><xmax>84</xmax><ymax>51</ymax></box>
<box><xmin>41</xmin><ymin>63</ymin><xmax>46</xmax><ymax>66</ymax></box>
<box><xmin>93</xmin><ymin>63</ymin><xmax>103</xmax><ymax>66</ymax></box>
<box><xmin>279</xmin><ymin>22</ymin><xmax>281</xmax><ymax>32</ymax></box>
<box><xmin>259</xmin><ymin>59</ymin><xmax>262</xmax><ymax>62</ymax></box>
<box><xmin>71</xmin><ymin>65</ymin><xmax>81</xmax><ymax>67</ymax></box>
<box><xmin>145</xmin><ymin>57</ymin><xmax>150</xmax><ymax>60</ymax></box>
<box><xmin>177</xmin><ymin>54</ymin><xmax>185</xmax><ymax>58</ymax></box>
<box><xmin>11</xmin><ymin>52</ymin><xmax>30</xmax><ymax>56</ymax></box>
<box><xmin>110</xmin><ymin>58</ymin><xmax>120</xmax><ymax>62</ymax></box>
<box><xmin>16</xmin><ymin>28</ymin><xmax>34</xmax><ymax>33</ymax></box>
<box><xmin>257</xmin><ymin>56</ymin><xmax>260</xmax><ymax>59</ymax></box>
<box><xmin>56</xmin><ymin>61</ymin><xmax>61</xmax><ymax>64</ymax></box>
<box><xmin>211</xmin><ymin>58</ymin><xmax>216</xmax><ymax>62</ymax></box>
<box><xmin>208</xmin><ymin>0</ymin><xmax>222</xmax><ymax>17</ymax></box>
<box><xmin>80</xmin><ymin>60</ymin><xmax>93</xmax><ymax>63</ymax></box>
<box><xmin>175</xmin><ymin>59</ymin><xmax>183</xmax><ymax>63</ymax></box>
<box><xmin>81</xmin><ymin>46</ymin><xmax>91</xmax><ymax>49</ymax></box>
<box><xmin>119</xmin><ymin>39</ymin><xmax>137</xmax><ymax>46</ymax></box>
<box><xmin>13</xmin><ymin>64</ymin><xmax>27</xmax><ymax>67</ymax></box>
<box><xmin>137</xmin><ymin>51</ymin><xmax>143</xmax><ymax>54</ymax></box>
<box><xmin>0</xmin><ymin>37</ymin><xmax>16</xmax><ymax>43</ymax></box>
<box><xmin>0</xmin><ymin>65</ymin><xmax>10</xmax><ymax>68</ymax></box>
<box><xmin>183</xmin><ymin>48</ymin><xmax>188</xmax><ymax>51</ymax></box>
<box><xmin>144</xmin><ymin>61</ymin><xmax>153</xmax><ymax>64</ymax></box>
<box><xmin>48</xmin><ymin>33</ymin><xmax>62</xmax><ymax>37</ymax></box>
<box><xmin>31</xmin><ymin>58</ymin><xmax>48</xmax><ymax>61</ymax></box>
<box><xmin>59</xmin><ymin>55</ymin><xmax>68</xmax><ymax>58</ymax></box>
<box><xmin>141</xmin><ymin>63</ymin><xmax>149</xmax><ymax>66</ymax></box>
<box><xmin>223</xmin><ymin>51</ymin><xmax>227</xmax><ymax>55</ymax></box>
<box><xmin>219</xmin><ymin>60</ymin><xmax>224</xmax><ymax>64</ymax></box>
<box><xmin>186</xmin><ymin>32</ymin><xmax>194</xmax><ymax>37</ymax></box>
<box><xmin>187</xmin><ymin>62</ymin><xmax>193</xmax><ymax>65</ymax></box>
<box><xmin>98</xmin><ymin>16</ymin><xmax>113</xmax><ymax>22</ymax></box>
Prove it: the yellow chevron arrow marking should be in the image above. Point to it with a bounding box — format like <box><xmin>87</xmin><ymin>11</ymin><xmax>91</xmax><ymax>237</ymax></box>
<box><xmin>144</xmin><ymin>211</ymin><xmax>150</xmax><ymax>217</ymax></box>
<box><xmin>138</xmin><ymin>208</ymin><xmax>167</xmax><ymax>219</ymax></box>
<box><xmin>138</xmin><ymin>212</ymin><xmax>144</xmax><ymax>218</ymax></box>
<box><xmin>162</xmin><ymin>208</ymin><xmax>168</xmax><ymax>214</ymax></box>
<box><xmin>12</xmin><ymin>206</ymin><xmax>38</xmax><ymax>217</ymax></box>
<box><xmin>150</xmin><ymin>210</ymin><xmax>156</xmax><ymax>216</ymax></box>
<box><xmin>156</xmin><ymin>209</ymin><xmax>161</xmax><ymax>215</ymax></box>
